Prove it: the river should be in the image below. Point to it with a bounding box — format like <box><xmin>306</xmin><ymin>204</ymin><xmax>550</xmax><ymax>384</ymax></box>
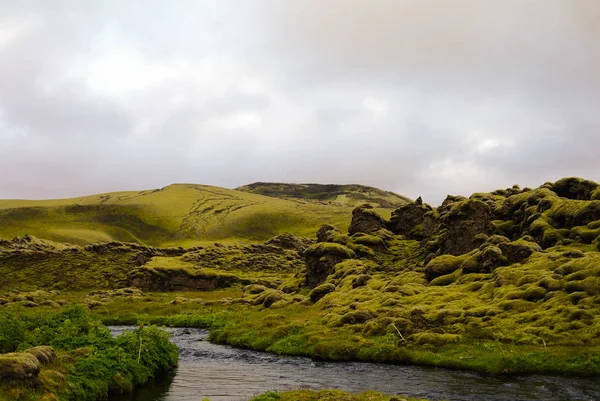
<box><xmin>108</xmin><ymin>326</ymin><xmax>600</xmax><ymax>401</ymax></box>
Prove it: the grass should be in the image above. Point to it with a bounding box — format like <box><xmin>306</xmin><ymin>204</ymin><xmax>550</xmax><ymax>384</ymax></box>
<box><xmin>2</xmin><ymin>176</ymin><xmax>600</xmax><ymax>401</ymax></box>
<box><xmin>0</xmin><ymin>306</ymin><xmax>178</xmax><ymax>401</ymax></box>
<box><xmin>0</xmin><ymin>184</ymin><xmax>395</xmax><ymax>246</ymax></box>
<box><xmin>249</xmin><ymin>389</ymin><xmax>427</xmax><ymax>401</ymax></box>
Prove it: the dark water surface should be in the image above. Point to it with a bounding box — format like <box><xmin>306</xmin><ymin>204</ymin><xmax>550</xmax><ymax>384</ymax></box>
<box><xmin>108</xmin><ymin>326</ymin><xmax>600</xmax><ymax>401</ymax></box>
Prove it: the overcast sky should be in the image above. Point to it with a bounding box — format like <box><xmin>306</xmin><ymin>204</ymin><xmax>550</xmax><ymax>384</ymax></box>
<box><xmin>0</xmin><ymin>0</ymin><xmax>598</xmax><ymax>205</ymax></box>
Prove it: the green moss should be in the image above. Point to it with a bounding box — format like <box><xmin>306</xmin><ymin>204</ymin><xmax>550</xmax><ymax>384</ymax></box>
<box><xmin>424</xmin><ymin>254</ymin><xmax>466</xmax><ymax>281</ymax></box>
<box><xmin>250</xmin><ymin>389</ymin><xmax>427</xmax><ymax>401</ymax></box>
<box><xmin>309</xmin><ymin>283</ymin><xmax>336</xmax><ymax>303</ymax></box>
<box><xmin>305</xmin><ymin>243</ymin><xmax>356</xmax><ymax>259</ymax></box>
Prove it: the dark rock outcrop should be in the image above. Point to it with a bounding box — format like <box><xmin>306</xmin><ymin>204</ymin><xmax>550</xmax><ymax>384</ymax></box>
<box><xmin>439</xmin><ymin>199</ymin><xmax>495</xmax><ymax>256</ymax></box>
<box><xmin>316</xmin><ymin>224</ymin><xmax>339</xmax><ymax>242</ymax></box>
<box><xmin>388</xmin><ymin>202</ymin><xmax>431</xmax><ymax>239</ymax></box>
<box><xmin>348</xmin><ymin>204</ymin><xmax>387</xmax><ymax>235</ymax></box>
<box><xmin>128</xmin><ymin>268</ymin><xmax>255</xmax><ymax>291</ymax></box>
<box><xmin>552</xmin><ymin>177</ymin><xmax>599</xmax><ymax>201</ymax></box>
<box><xmin>304</xmin><ymin>243</ymin><xmax>356</xmax><ymax>287</ymax></box>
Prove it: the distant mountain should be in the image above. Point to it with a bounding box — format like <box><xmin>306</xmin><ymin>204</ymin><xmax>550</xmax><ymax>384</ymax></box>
<box><xmin>236</xmin><ymin>182</ymin><xmax>411</xmax><ymax>209</ymax></box>
<box><xmin>0</xmin><ymin>182</ymin><xmax>407</xmax><ymax>246</ymax></box>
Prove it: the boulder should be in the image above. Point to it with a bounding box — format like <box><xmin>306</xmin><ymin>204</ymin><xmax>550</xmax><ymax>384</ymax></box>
<box><xmin>304</xmin><ymin>243</ymin><xmax>356</xmax><ymax>287</ymax></box>
<box><xmin>388</xmin><ymin>202</ymin><xmax>431</xmax><ymax>239</ymax></box>
<box><xmin>309</xmin><ymin>283</ymin><xmax>336</xmax><ymax>302</ymax></box>
<box><xmin>439</xmin><ymin>199</ymin><xmax>495</xmax><ymax>256</ymax></box>
<box><xmin>498</xmin><ymin>239</ymin><xmax>542</xmax><ymax>264</ymax></box>
<box><xmin>348</xmin><ymin>205</ymin><xmax>387</xmax><ymax>235</ymax></box>
<box><xmin>425</xmin><ymin>255</ymin><xmax>464</xmax><ymax>281</ymax></box>
<box><xmin>552</xmin><ymin>177</ymin><xmax>599</xmax><ymax>200</ymax></box>
<box><xmin>340</xmin><ymin>310</ymin><xmax>374</xmax><ymax>325</ymax></box>
<box><xmin>0</xmin><ymin>352</ymin><xmax>40</xmax><ymax>380</ymax></box>
<box><xmin>25</xmin><ymin>346</ymin><xmax>56</xmax><ymax>365</ymax></box>
<box><xmin>462</xmin><ymin>245</ymin><xmax>508</xmax><ymax>274</ymax></box>
<box><xmin>316</xmin><ymin>224</ymin><xmax>339</xmax><ymax>243</ymax></box>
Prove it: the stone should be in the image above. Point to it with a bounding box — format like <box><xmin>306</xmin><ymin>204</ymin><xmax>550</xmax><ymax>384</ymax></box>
<box><xmin>348</xmin><ymin>204</ymin><xmax>387</xmax><ymax>235</ymax></box>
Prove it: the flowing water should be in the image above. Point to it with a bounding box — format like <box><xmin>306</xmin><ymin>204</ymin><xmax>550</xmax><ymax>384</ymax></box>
<box><xmin>108</xmin><ymin>326</ymin><xmax>600</xmax><ymax>401</ymax></box>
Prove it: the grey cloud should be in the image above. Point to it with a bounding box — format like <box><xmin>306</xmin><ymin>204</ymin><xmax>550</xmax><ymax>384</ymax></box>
<box><xmin>0</xmin><ymin>0</ymin><xmax>599</xmax><ymax>204</ymax></box>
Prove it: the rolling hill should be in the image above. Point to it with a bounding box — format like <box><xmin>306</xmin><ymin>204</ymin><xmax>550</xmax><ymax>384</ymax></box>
<box><xmin>0</xmin><ymin>183</ymin><xmax>408</xmax><ymax>246</ymax></box>
<box><xmin>237</xmin><ymin>182</ymin><xmax>411</xmax><ymax>208</ymax></box>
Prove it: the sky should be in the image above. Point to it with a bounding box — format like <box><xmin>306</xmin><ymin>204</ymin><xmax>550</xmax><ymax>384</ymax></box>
<box><xmin>0</xmin><ymin>0</ymin><xmax>599</xmax><ymax>205</ymax></box>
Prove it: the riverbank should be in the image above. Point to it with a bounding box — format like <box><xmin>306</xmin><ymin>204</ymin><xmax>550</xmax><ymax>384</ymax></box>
<box><xmin>250</xmin><ymin>390</ymin><xmax>427</xmax><ymax>401</ymax></box>
<box><xmin>0</xmin><ymin>306</ymin><xmax>178</xmax><ymax>401</ymax></box>
<box><xmin>93</xmin><ymin>295</ymin><xmax>599</xmax><ymax>376</ymax></box>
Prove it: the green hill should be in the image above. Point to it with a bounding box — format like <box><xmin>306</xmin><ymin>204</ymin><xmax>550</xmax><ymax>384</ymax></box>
<box><xmin>0</xmin><ymin>183</ymin><xmax>405</xmax><ymax>247</ymax></box>
<box><xmin>237</xmin><ymin>182</ymin><xmax>411</xmax><ymax>208</ymax></box>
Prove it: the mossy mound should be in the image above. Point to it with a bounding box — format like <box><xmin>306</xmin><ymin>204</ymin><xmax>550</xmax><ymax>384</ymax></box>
<box><xmin>0</xmin><ymin>352</ymin><xmax>40</xmax><ymax>380</ymax></box>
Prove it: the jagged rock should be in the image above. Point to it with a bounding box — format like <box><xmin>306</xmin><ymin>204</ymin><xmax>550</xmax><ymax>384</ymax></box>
<box><xmin>348</xmin><ymin>204</ymin><xmax>387</xmax><ymax>235</ymax></box>
<box><xmin>388</xmin><ymin>201</ymin><xmax>431</xmax><ymax>239</ymax></box>
<box><xmin>304</xmin><ymin>243</ymin><xmax>356</xmax><ymax>287</ymax></box>
<box><xmin>439</xmin><ymin>199</ymin><xmax>495</xmax><ymax>256</ymax></box>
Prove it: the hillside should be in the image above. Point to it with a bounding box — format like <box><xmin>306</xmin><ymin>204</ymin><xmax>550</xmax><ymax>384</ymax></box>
<box><xmin>0</xmin><ymin>183</ymin><xmax>401</xmax><ymax>247</ymax></box>
<box><xmin>2</xmin><ymin>177</ymin><xmax>600</xmax><ymax>379</ymax></box>
<box><xmin>236</xmin><ymin>182</ymin><xmax>411</xmax><ymax>208</ymax></box>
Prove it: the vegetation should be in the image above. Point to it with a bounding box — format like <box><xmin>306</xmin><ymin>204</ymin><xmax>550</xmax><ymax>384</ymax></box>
<box><xmin>2</xmin><ymin>177</ymin><xmax>600</xmax><ymax>399</ymax></box>
<box><xmin>237</xmin><ymin>182</ymin><xmax>411</xmax><ymax>208</ymax></box>
<box><xmin>249</xmin><ymin>389</ymin><xmax>426</xmax><ymax>401</ymax></box>
<box><xmin>0</xmin><ymin>305</ymin><xmax>177</xmax><ymax>401</ymax></box>
<box><xmin>0</xmin><ymin>183</ymin><xmax>398</xmax><ymax>247</ymax></box>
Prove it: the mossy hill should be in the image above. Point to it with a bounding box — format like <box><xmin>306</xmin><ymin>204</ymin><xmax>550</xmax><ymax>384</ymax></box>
<box><xmin>236</xmin><ymin>182</ymin><xmax>411</xmax><ymax>208</ymax></box>
<box><xmin>1</xmin><ymin>177</ymin><xmax>600</xmax><ymax>401</ymax></box>
<box><xmin>0</xmin><ymin>183</ymin><xmax>403</xmax><ymax>247</ymax></box>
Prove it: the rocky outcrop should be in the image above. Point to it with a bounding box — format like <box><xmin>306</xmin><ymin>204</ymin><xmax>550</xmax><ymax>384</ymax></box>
<box><xmin>317</xmin><ymin>224</ymin><xmax>339</xmax><ymax>242</ymax></box>
<box><xmin>304</xmin><ymin>243</ymin><xmax>356</xmax><ymax>287</ymax></box>
<box><xmin>264</xmin><ymin>233</ymin><xmax>314</xmax><ymax>254</ymax></box>
<box><xmin>437</xmin><ymin>199</ymin><xmax>495</xmax><ymax>256</ymax></box>
<box><xmin>388</xmin><ymin>201</ymin><xmax>432</xmax><ymax>239</ymax></box>
<box><xmin>128</xmin><ymin>267</ymin><xmax>256</xmax><ymax>291</ymax></box>
<box><xmin>551</xmin><ymin>177</ymin><xmax>599</xmax><ymax>201</ymax></box>
<box><xmin>348</xmin><ymin>204</ymin><xmax>387</xmax><ymax>235</ymax></box>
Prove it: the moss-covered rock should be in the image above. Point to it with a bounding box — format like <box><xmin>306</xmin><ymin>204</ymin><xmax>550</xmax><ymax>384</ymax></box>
<box><xmin>425</xmin><ymin>254</ymin><xmax>465</xmax><ymax>281</ymax></box>
<box><xmin>388</xmin><ymin>201</ymin><xmax>432</xmax><ymax>240</ymax></box>
<box><xmin>348</xmin><ymin>204</ymin><xmax>388</xmax><ymax>235</ymax></box>
<box><xmin>0</xmin><ymin>352</ymin><xmax>40</xmax><ymax>380</ymax></box>
<box><xmin>552</xmin><ymin>177</ymin><xmax>599</xmax><ymax>200</ymax></box>
<box><xmin>498</xmin><ymin>239</ymin><xmax>542</xmax><ymax>264</ymax></box>
<box><xmin>339</xmin><ymin>310</ymin><xmax>374</xmax><ymax>325</ymax></box>
<box><xmin>461</xmin><ymin>245</ymin><xmax>508</xmax><ymax>274</ymax></box>
<box><xmin>309</xmin><ymin>283</ymin><xmax>336</xmax><ymax>303</ymax></box>
<box><xmin>304</xmin><ymin>243</ymin><xmax>356</xmax><ymax>287</ymax></box>
<box><xmin>25</xmin><ymin>346</ymin><xmax>56</xmax><ymax>365</ymax></box>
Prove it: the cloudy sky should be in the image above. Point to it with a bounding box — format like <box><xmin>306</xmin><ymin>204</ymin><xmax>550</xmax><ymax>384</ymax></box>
<box><xmin>0</xmin><ymin>0</ymin><xmax>598</xmax><ymax>205</ymax></box>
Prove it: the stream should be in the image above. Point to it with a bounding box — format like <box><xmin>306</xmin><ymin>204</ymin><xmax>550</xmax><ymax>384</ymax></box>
<box><xmin>108</xmin><ymin>326</ymin><xmax>600</xmax><ymax>401</ymax></box>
